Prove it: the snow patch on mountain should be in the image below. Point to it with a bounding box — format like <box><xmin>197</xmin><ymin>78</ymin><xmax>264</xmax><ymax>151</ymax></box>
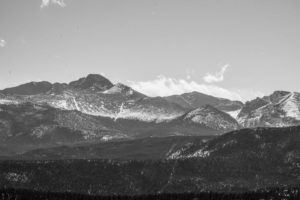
<box><xmin>72</xmin><ymin>97</ymin><xmax>80</xmax><ymax>110</ymax></box>
<box><xmin>114</xmin><ymin>103</ymin><xmax>125</xmax><ymax>121</ymax></box>
<box><xmin>117</xmin><ymin>108</ymin><xmax>181</xmax><ymax>122</ymax></box>
<box><xmin>103</xmin><ymin>83</ymin><xmax>135</xmax><ymax>96</ymax></box>
<box><xmin>282</xmin><ymin>92</ymin><xmax>300</xmax><ymax>120</ymax></box>
<box><xmin>226</xmin><ymin>109</ymin><xmax>241</xmax><ymax>119</ymax></box>
<box><xmin>101</xmin><ymin>134</ymin><xmax>128</xmax><ymax>141</ymax></box>
<box><xmin>168</xmin><ymin>147</ymin><xmax>212</xmax><ymax>159</ymax></box>
<box><xmin>0</xmin><ymin>99</ymin><xmax>19</xmax><ymax>105</ymax></box>
<box><xmin>5</xmin><ymin>173</ymin><xmax>28</xmax><ymax>183</ymax></box>
<box><xmin>188</xmin><ymin>149</ymin><xmax>211</xmax><ymax>158</ymax></box>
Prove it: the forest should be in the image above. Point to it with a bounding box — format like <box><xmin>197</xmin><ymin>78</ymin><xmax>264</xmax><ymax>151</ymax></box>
<box><xmin>0</xmin><ymin>187</ymin><xmax>299</xmax><ymax>200</ymax></box>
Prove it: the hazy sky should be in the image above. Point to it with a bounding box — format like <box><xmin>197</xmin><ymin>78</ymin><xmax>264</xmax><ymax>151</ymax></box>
<box><xmin>0</xmin><ymin>0</ymin><xmax>300</xmax><ymax>101</ymax></box>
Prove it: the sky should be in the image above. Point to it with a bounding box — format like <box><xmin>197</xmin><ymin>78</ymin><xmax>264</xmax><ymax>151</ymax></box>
<box><xmin>0</xmin><ymin>0</ymin><xmax>300</xmax><ymax>102</ymax></box>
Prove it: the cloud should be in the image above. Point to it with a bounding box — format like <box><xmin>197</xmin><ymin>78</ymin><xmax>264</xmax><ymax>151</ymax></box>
<box><xmin>41</xmin><ymin>0</ymin><xmax>66</xmax><ymax>8</ymax></box>
<box><xmin>203</xmin><ymin>64</ymin><xmax>229</xmax><ymax>83</ymax></box>
<box><xmin>0</xmin><ymin>39</ymin><xmax>6</xmax><ymax>47</ymax></box>
<box><xmin>128</xmin><ymin>75</ymin><xmax>263</xmax><ymax>102</ymax></box>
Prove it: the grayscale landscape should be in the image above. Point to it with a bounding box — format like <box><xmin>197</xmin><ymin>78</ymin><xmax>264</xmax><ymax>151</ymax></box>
<box><xmin>0</xmin><ymin>0</ymin><xmax>300</xmax><ymax>199</ymax></box>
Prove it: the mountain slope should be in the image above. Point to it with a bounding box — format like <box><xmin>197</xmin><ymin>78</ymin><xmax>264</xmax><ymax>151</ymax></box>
<box><xmin>0</xmin><ymin>102</ymin><xmax>220</xmax><ymax>155</ymax></box>
<box><xmin>180</xmin><ymin>105</ymin><xmax>240</xmax><ymax>131</ymax></box>
<box><xmin>168</xmin><ymin>126</ymin><xmax>300</xmax><ymax>159</ymax></box>
<box><xmin>164</xmin><ymin>91</ymin><xmax>243</xmax><ymax>112</ymax></box>
<box><xmin>0</xmin><ymin>81</ymin><xmax>54</xmax><ymax>95</ymax></box>
<box><xmin>0</xmin><ymin>74</ymin><xmax>186</xmax><ymax>122</ymax></box>
<box><xmin>9</xmin><ymin>136</ymin><xmax>212</xmax><ymax>160</ymax></box>
<box><xmin>237</xmin><ymin>91</ymin><xmax>300</xmax><ymax>127</ymax></box>
<box><xmin>2</xmin><ymin>74</ymin><xmax>300</xmax><ymax>128</ymax></box>
<box><xmin>68</xmin><ymin>74</ymin><xmax>114</xmax><ymax>91</ymax></box>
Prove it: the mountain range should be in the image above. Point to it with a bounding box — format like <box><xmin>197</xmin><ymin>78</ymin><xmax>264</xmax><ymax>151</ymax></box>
<box><xmin>0</xmin><ymin>74</ymin><xmax>300</xmax><ymax>155</ymax></box>
<box><xmin>1</xmin><ymin>75</ymin><xmax>300</xmax><ymax>195</ymax></box>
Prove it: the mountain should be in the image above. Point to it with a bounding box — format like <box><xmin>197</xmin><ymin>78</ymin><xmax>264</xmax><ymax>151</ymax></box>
<box><xmin>180</xmin><ymin>105</ymin><xmax>240</xmax><ymax>131</ymax></box>
<box><xmin>2</xmin><ymin>74</ymin><xmax>300</xmax><ymax>129</ymax></box>
<box><xmin>0</xmin><ymin>81</ymin><xmax>54</xmax><ymax>95</ymax></box>
<box><xmin>168</xmin><ymin>126</ymin><xmax>300</xmax><ymax>160</ymax></box>
<box><xmin>164</xmin><ymin>91</ymin><xmax>243</xmax><ymax>112</ymax></box>
<box><xmin>237</xmin><ymin>91</ymin><xmax>300</xmax><ymax>127</ymax></box>
<box><xmin>0</xmin><ymin>74</ymin><xmax>245</xmax><ymax>124</ymax></box>
<box><xmin>68</xmin><ymin>74</ymin><xmax>114</xmax><ymax>91</ymax></box>
<box><xmin>0</xmin><ymin>74</ymin><xmax>186</xmax><ymax>122</ymax></box>
<box><xmin>1</xmin><ymin>126</ymin><xmax>300</xmax><ymax>195</ymax></box>
<box><xmin>103</xmin><ymin>83</ymin><xmax>144</xmax><ymax>97</ymax></box>
<box><xmin>0</xmin><ymin>102</ymin><xmax>220</xmax><ymax>155</ymax></box>
<box><xmin>0</xmin><ymin>74</ymin><xmax>114</xmax><ymax>96</ymax></box>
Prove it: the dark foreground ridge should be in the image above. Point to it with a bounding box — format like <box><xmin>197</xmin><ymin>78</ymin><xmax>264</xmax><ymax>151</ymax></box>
<box><xmin>1</xmin><ymin>126</ymin><xmax>300</xmax><ymax>195</ymax></box>
<box><xmin>1</xmin><ymin>187</ymin><xmax>299</xmax><ymax>200</ymax></box>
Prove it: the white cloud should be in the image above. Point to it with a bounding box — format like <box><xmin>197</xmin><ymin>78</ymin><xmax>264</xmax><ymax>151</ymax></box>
<box><xmin>128</xmin><ymin>75</ymin><xmax>263</xmax><ymax>102</ymax></box>
<box><xmin>0</xmin><ymin>39</ymin><xmax>6</xmax><ymax>47</ymax></box>
<box><xmin>41</xmin><ymin>0</ymin><xmax>66</xmax><ymax>8</ymax></box>
<box><xmin>203</xmin><ymin>64</ymin><xmax>229</xmax><ymax>83</ymax></box>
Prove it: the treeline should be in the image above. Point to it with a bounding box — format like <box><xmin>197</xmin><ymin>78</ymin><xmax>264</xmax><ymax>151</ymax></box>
<box><xmin>0</xmin><ymin>187</ymin><xmax>299</xmax><ymax>200</ymax></box>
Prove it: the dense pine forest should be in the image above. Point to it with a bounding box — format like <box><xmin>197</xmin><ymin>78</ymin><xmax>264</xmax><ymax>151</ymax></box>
<box><xmin>1</xmin><ymin>156</ymin><xmax>299</xmax><ymax>196</ymax></box>
<box><xmin>1</xmin><ymin>187</ymin><xmax>299</xmax><ymax>200</ymax></box>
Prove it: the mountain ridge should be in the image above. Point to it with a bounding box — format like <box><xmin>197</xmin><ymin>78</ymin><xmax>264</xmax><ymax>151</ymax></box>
<box><xmin>0</xmin><ymin>74</ymin><xmax>242</xmax><ymax>124</ymax></box>
<box><xmin>237</xmin><ymin>91</ymin><xmax>300</xmax><ymax>127</ymax></box>
<box><xmin>1</xmin><ymin>74</ymin><xmax>300</xmax><ymax>130</ymax></box>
